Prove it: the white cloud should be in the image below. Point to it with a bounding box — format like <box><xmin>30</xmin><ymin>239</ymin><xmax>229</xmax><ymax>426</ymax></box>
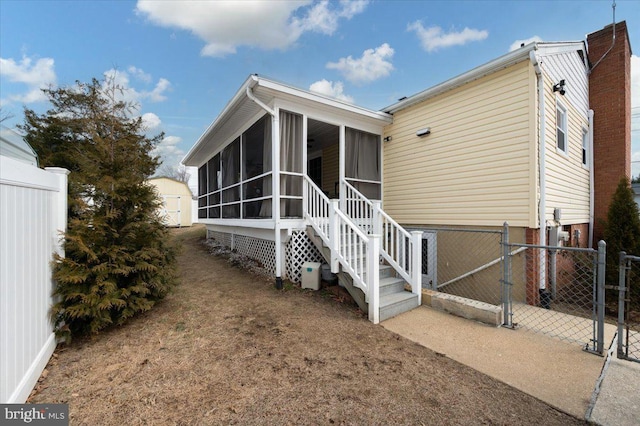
<box><xmin>147</xmin><ymin>78</ymin><xmax>171</xmax><ymax>102</ymax></box>
<box><xmin>407</xmin><ymin>21</ymin><xmax>488</xmax><ymax>52</ymax></box>
<box><xmin>309</xmin><ymin>79</ymin><xmax>354</xmax><ymax>103</ymax></box>
<box><xmin>0</xmin><ymin>55</ymin><xmax>57</xmax><ymax>105</ymax></box>
<box><xmin>102</xmin><ymin>67</ymin><xmax>170</xmax><ymax>105</ymax></box>
<box><xmin>326</xmin><ymin>43</ymin><xmax>394</xmax><ymax>84</ymax></box>
<box><xmin>153</xmin><ymin>135</ymin><xmax>185</xmax><ymax>169</ymax></box>
<box><xmin>509</xmin><ymin>36</ymin><xmax>543</xmax><ymax>52</ymax></box>
<box><xmin>135</xmin><ymin>0</ymin><xmax>368</xmax><ymax>57</ymax></box>
<box><xmin>141</xmin><ymin>112</ymin><xmax>162</xmax><ymax>130</ymax></box>
<box><xmin>128</xmin><ymin>66</ymin><xmax>152</xmax><ymax>83</ymax></box>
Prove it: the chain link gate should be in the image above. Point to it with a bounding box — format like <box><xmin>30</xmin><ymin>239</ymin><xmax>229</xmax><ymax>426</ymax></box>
<box><xmin>502</xmin><ymin>224</ymin><xmax>607</xmax><ymax>354</ymax></box>
<box><xmin>616</xmin><ymin>253</ymin><xmax>640</xmax><ymax>363</ymax></box>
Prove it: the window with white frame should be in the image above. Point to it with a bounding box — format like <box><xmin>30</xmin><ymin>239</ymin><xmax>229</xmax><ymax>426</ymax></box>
<box><xmin>556</xmin><ymin>102</ymin><xmax>568</xmax><ymax>154</ymax></box>
<box><xmin>582</xmin><ymin>128</ymin><xmax>588</xmax><ymax>167</ymax></box>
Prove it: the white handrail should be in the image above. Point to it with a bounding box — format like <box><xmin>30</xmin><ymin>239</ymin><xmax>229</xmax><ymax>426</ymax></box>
<box><xmin>303</xmin><ymin>176</ymin><xmax>380</xmax><ymax>322</ymax></box>
<box><xmin>342</xmin><ymin>180</ymin><xmax>422</xmax><ymax>303</ymax></box>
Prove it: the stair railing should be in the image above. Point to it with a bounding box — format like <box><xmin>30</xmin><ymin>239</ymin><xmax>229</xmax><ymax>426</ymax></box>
<box><xmin>342</xmin><ymin>181</ymin><xmax>422</xmax><ymax>304</ymax></box>
<box><xmin>304</xmin><ymin>176</ymin><xmax>381</xmax><ymax>323</ymax></box>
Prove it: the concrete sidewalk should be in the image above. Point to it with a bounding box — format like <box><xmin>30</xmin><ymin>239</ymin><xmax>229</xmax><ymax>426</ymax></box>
<box><xmin>382</xmin><ymin>305</ymin><xmax>637</xmax><ymax>422</ymax></box>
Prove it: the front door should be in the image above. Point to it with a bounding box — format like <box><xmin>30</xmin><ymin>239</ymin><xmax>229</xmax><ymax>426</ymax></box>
<box><xmin>422</xmin><ymin>232</ymin><xmax>437</xmax><ymax>289</ymax></box>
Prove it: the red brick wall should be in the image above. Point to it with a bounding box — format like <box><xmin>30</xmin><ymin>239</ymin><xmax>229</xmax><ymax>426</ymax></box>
<box><xmin>588</xmin><ymin>21</ymin><xmax>632</xmax><ymax>245</ymax></box>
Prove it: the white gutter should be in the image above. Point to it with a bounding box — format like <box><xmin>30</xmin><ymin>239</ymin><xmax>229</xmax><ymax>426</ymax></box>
<box><xmin>530</xmin><ymin>49</ymin><xmax>547</xmax><ymax>290</ymax></box>
<box><xmin>246</xmin><ymin>85</ymin><xmax>275</xmax><ymax>117</ymax></box>
<box><xmin>588</xmin><ymin>109</ymin><xmax>595</xmax><ymax>248</ymax></box>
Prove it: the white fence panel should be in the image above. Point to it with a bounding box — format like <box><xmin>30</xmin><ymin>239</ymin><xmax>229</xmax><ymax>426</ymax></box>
<box><xmin>0</xmin><ymin>155</ymin><xmax>68</xmax><ymax>403</ymax></box>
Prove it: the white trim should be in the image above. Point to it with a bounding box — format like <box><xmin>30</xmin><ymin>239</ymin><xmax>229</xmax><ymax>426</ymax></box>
<box><xmin>555</xmin><ymin>98</ymin><xmax>569</xmax><ymax>156</ymax></box>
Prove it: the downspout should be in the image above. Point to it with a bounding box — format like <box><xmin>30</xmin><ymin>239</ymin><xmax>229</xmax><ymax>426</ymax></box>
<box><xmin>246</xmin><ymin>82</ymin><xmax>283</xmax><ymax>288</ymax></box>
<box><xmin>588</xmin><ymin>109</ymin><xmax>595</xmax><ymax>248</ymax></box>
<box><xmin>530</xmin><ymin>49</ymin><xmax>547</xmax><ymax>292</ymax></box>
<box><xmin>246</xmin><ymin>86</ymin><xmax>275</xmax><ymax>117</ymax></box>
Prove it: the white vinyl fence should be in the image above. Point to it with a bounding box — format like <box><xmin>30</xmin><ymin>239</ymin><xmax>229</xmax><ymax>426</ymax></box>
<box><xmin>0</xmin><ymin>155</ymin><xmax>68</xmax><ymax>403</ymax></box>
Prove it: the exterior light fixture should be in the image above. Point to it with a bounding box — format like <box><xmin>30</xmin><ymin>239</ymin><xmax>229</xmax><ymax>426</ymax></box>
<box><xmin>416</xmin><ymin>128</ymin><xmax>431</xmax><ymax>137</ymax></box>
<box><xmin>553</xmin><ymin>79</ymin><xmax>566</xmax><ymax>95</ymax></box>
<box><xmin>383</xmin><ymin>136</ymin><xmax>392</xmax><ymax>142</ymax></box>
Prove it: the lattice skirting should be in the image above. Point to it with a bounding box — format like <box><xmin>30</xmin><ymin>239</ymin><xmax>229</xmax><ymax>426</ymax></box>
<box><xmin>285</xmin><ymin>230</ymin><xmax>324</xmax><ymax>283</ymax></box>
<box><xmin>207</xmin><ymin>229</ymin><xmax>323</xmax><ymax>282</ymax></box>
<box><xmin>207</xmin><ymin>231</ymin><xmax>276</xmax><ymax>276</ymax></box>
<box><xmin>234</xmin><ymin>235</ymin><xmax>276</xmax><ymax>276</ymax></box>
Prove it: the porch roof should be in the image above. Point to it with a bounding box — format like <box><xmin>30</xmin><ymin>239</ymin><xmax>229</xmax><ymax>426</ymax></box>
<box><xmin>183</xmin><ymin>75</ymin><xmax>392</xmax><ymax>167</ymax></box>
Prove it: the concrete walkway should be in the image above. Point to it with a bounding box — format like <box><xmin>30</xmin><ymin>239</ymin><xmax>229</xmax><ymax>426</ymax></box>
<box><xmin>382</xmin><ymin>305</ymin><xmax>637</xmax><ymax>422</ymax></box>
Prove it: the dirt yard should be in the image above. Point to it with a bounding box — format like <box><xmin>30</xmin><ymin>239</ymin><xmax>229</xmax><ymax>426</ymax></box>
<box><xmin>29</xmin><ymin>226</ymin><xmax>582</xmax><ymax>425</ymax></box>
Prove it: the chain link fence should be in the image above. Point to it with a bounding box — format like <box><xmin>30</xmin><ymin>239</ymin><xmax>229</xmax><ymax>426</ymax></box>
<box><xmin>419</xmin><ymin>228</ymin><xmax>504</xmax><ymax>306</ymax></box>
<box><xmin>503</xmin><ymin>241</ymin><xmax>605</xmax><ymax>353</ymax></box>
<box><xmin>616</xmin><ymin>253</ymin><xmax>640</xmax><ymax>363</ymax></box>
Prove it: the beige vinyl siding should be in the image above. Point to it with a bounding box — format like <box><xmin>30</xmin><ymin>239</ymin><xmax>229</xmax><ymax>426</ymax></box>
<box><xmin>321</xmin><ymin>143</ymin><xmax>339</xmax><ymax>197</ymax></box>
<box><xmin>383</xmin><ymin>61</ymin><xmax>533</xmax><ymax>227</ymax></box>
<box><xmin>542</xmin><ymin>72</ymin><xmax>590</xmax><ymax>224</ymax></box>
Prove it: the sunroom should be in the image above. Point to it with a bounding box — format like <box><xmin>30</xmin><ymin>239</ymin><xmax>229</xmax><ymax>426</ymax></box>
<box><xmin>183</xmin><ymin>75</ymin><xmax>423</xmax><ymax>322</ymax></box>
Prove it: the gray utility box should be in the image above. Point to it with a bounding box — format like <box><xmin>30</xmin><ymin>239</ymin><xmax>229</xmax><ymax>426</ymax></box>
<box><xmin>301</xmin><ymin>262</ymin><xmax>321</xmax><ymax>290</ymax></box>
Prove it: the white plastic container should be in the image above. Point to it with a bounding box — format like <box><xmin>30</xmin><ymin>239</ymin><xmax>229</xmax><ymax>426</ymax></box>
<box><xmin>301</xmin><ymin>262</ymin><xmax>321</xmax><ymax>290</ymax></box>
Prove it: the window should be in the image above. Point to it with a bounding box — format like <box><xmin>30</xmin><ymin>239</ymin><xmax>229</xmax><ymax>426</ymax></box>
<box><xmin>556</xmin><ymin>103</ymin><xmax>567</xmax><ymax>154</ymax></box>
<box><xmin>582</xmin><ymin>128</ymin><xmax>588</xmax><ymax>167</ymax></box>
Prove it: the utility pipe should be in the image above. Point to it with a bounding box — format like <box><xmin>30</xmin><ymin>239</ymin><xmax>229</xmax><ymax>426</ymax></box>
<box><xmin>530</xmin><ymin>49</ymin><xmax>547</xmax><ymax>291</ymax></box>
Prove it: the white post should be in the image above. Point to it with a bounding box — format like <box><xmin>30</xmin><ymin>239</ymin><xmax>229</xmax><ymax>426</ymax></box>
<box><xmin>272</xmin><ymin>109</ymin><xmax>283</xmax><ymax>288</ymax></box>
<box><xmin>368</xmin><ymin>234</ymin><xmax>381</xmax><ymax>324</ymax></box>
<box><xmin>372</xmin><ymin>201</ymin><xmax>382</xmax><ymax>237</ymax></box>
<box><xmin>410</xmin><ymin>230</ymin><xmax>423</xmax><ymax>305</ymax></box>
<box><xmin>44</xmin><ymin>167</ymin><xmax>69</xmax><ymax>258</ymax></box>
<box><xmin>329</xmin><ymin>200</ymin><xmax>340</xmax><ymax>273</ymax></box>
<box><xmin>339</xmin><ymin>125</ymin><xmax>346</xmax><ymax>210</ymax></box>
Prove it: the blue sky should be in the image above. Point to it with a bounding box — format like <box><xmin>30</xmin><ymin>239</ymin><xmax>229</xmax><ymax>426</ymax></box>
<box><xmin>1</xmin><ymin>0</ymin><xmax>639</xmax><ymax>184</ymax></box>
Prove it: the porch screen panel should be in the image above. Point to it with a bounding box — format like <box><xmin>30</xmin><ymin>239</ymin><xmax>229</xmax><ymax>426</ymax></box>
<box><xmin>198</xmin><ymin>165</ymin><xmax>207</xmax><ymax>218</ymax></box>
<box><xmin>206</xmin><ymin>154</ymin><xmax>220</xmax><ymax>218</ymax></box>
<box><xmin>280</xmin><ymin>110</ymin><xmax>303</xmax><ymax>218</ymax></box>
<box><xmin>345</xmin><ymin>127</ymin><xmax>381</xmax><ymax>199</ymax></box>
<box><xmin>242</xmin><ymin>114</ymin><xmax>272</xmax><ymax>218</ymax></box>
<box><xmin>222</xmin><ymin>138</ymin><xmax>240</xmax><ymax>218</ymax></box>
<box><xmin>258</xmin><ymin>115</ymin><xmax>273</xmax><ymax>218</ymax></box>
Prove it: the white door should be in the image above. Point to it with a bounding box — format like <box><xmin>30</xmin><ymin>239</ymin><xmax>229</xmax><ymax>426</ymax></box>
<box><xmin>421</xmin><ymin>232</ymin><xmax>437</xmax><ymax>289</ymax></box>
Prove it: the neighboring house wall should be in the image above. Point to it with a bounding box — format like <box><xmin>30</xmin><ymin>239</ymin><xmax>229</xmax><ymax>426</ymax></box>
<box><xmin>589</xmin><ymin>22</ymin><xmax>632</xmax><ymax>243</ymax></box>
<box><xmin>0</xmin><ymin>155</ymin><xmax>68</xmax><ymax>403</ymax></box>
<box><xmin>382</xmin><ymin>60</ymin><xmax>534</xmax><ymax>228</ymax></box>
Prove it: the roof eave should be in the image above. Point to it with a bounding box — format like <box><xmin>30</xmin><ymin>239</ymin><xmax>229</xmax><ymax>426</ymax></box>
<box><xmin>382</xmin><ymin>44</ymin><xmax>539</xmax><ymax>114</ymax></box>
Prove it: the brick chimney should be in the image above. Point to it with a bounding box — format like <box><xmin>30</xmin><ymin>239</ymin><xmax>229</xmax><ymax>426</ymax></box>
<box><xmin>588</xmin><ymin>20</ymin><xmax>632</xmax><ymax>245</ymax></box>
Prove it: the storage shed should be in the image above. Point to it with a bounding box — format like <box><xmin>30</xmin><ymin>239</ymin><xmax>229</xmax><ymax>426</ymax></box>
<box><xmin>148</xmin><ymin>177</ymin><xmax>193</xmax><ymax>227</ymax></box>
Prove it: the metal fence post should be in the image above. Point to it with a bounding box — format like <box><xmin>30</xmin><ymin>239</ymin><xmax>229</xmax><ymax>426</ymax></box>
<box><xmin>502</xmin><ymin>222</ymin><xmax>512</xmax><ymax>327</ymax></box>
<box><xmin>618</xmin><ymin>251</ymin><xmax>627</xmax><ymax>359</ymax></box>
<box><xmin>596</xmin><ymin>240</ymin><xmax>606</xmax><ymax>354</ymax></box>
